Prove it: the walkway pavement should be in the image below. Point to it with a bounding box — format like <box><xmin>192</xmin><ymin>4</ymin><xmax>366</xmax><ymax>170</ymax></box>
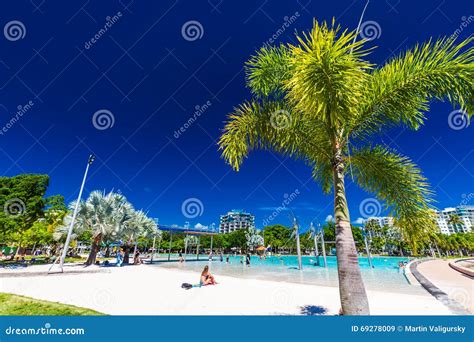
<box><xmin>416</xmin><ymin>259</ymin><xmax>473</xmax><ymax>314</ymax></box>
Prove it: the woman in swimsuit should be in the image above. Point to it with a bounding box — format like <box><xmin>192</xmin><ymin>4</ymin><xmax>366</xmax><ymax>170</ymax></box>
<box><xmin>200</xmin><ymin>265</ymin><xmax>217</xmax><ymax>285</ymax></box>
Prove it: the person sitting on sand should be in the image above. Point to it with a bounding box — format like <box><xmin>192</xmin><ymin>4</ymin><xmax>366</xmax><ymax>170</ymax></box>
<box><xmin>134</xmin><ymin>250</ymin><xmax>142</xmax><ymax>265</ymax></box>
<box><xmin>200</xmin><ymin>265</ymin><xmax>217</xmax><ymax>286</ymax></box>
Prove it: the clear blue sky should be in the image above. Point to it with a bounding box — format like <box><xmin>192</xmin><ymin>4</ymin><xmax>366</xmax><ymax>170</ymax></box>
<box><xmin>0</xmin><ymin>0</ymin><xmax>472</xmax><ymax>232</ymax></box>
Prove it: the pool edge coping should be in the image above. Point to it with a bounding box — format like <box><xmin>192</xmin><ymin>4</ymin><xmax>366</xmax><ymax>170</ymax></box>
<box><xmin>404</xmin><ymin>259</ymin><xmax>422</xmax><ymax>286</ymax></box>
<box><xmin>409</xmin><ymin>259</ymin><xmax>470</xmax><ymax>315</ymax></box>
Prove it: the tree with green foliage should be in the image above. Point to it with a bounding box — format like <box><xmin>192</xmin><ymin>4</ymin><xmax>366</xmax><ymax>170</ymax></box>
<box><xmin>218</xmin><ymin>19</ymin><xmax>473</xmax><ymax>314</ymax></box>
<box><xmin>0</xmin><ymin>174</ymin><xmax>65</xmax><ymax>254</ymax></box>
<box><xmin>262</xmin><ymin>224</ymin><xmax>292</xmax><ymax>253</ymax></box>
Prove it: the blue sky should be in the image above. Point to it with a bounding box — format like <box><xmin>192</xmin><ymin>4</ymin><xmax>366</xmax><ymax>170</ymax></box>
<box><xmin>0</xmin><ymin>0</ymin><xmax>472</xmax><ymax>232</ymax></box>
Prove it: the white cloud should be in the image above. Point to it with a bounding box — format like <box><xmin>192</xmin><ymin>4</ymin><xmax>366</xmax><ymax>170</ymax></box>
<box><xmin>194</xmin><ymin>223</ymin><xmax>208</xmax><ymax>230</ymax></box>
<box><xmin>325</xmin><ymin>215</ymin><xmax>334</xmax><ymax>222</ymax></box>
<box><xmin>353</xmin><ymin>217</ymin><xmax>366</xmax><ymax>225</ymax></box>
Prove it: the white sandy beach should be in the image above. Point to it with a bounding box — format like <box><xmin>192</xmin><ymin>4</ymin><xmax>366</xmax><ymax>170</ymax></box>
<box><xmin>0</xmin><ymin>263</ymin><xmax>452</xmax><ymax>315</ymax></box>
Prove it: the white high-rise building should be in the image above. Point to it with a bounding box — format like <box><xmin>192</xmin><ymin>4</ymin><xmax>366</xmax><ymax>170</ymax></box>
<box><xmin>219</xmin><ymin>210</ymin><xmax>255</xmax><ymax>234</ymax></box>
<box><xmin>435</xmin><ymin>206</ymin><xmax>473</xmax><ymax>235</ymax></box>
<box><xmin>366</xmin><ymin>216</ymin><xmax>394</xmax><ymax>228</ymax></box>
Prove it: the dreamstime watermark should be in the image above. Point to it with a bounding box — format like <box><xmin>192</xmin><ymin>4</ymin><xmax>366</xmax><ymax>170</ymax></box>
<box><xmin>270</xmin><ymin>109</ymin><xmax>291</xmax><ymax>129</ymax></box>
<box><xmin>174</xmin><ymin>100</ymin><xmax>212</xmax><ymax>138</ymax></box>
<box><xmin>359</xmin><ymin>198</ymin><xmax>382</xmax><ymax>218</ymax></box>
<box><xmin>92</xmin><ymin>288</ymin><xmax>114</xmax><ymax>307</ymax></box>
<box><xmin>263</xmin><ymin>11</ymin><xmax>300</xmax><ymax>46</ymax></box>
<box><xmin>262</xmin><ymin>189</ymin><xmax>300</xmax><ymax>226</ymax></box>
<box><xmin>3</xmin><ymin>20</ymin><xmax>26</xmax><ymax>41</ymax></box>
<box><xmin>84</xmin><ymin>11</ymin><xmax>123</xmax><ymax>49</ymax></box>
<box><xmin>0</xmin><ymin>100</ymin><xmax>35</xmax><ymax>136</ymax></box>
<box><xmin>359</xmin><ymin>20</ymin><xmax>381</xmax><ymax>41</ymax></box>
<box><xmin>181</xmin><ymin>197</ymin><xmax>204</xmax><ymax>218</ymax></box>
<box><xmin>443</xmin><ymin>287</ymin><xmax>470</xmax><ymax>309</ymax></box>
<box><xmin>92</xmin><ymin>109</ymin><xmax>115</xmax><ymax>130</ymax></box>
<box><xmin>181</xmin><ymin>20</ymin><xmax>204</xmax><ymax>41</ymax></box>
<box><xmin>3</xmin><ymin>198</ymin><xmax>26</xmax><ymax>217</ymax></box>
<box><xmin>447</xmin><ymin>15</ymin><xmax>474</xmax><ymax>43</ymax></box>
<box><xmin>460</xmin><ymin>193</ymin><xmax>473</xmax><ymax>207</ymax></box>
<box><xmin>271</xmin><ymin>287</ymin><xmax>293</xmax><ymax>306</ymax></box>
<box><xmin>5</xmin><ymin>323</ymin><xmax>85</xmax><ymax>336</ymax></box>
<box><xmin>448</xmin><ymin>109</ymin><xmax>470</xmax><ymax>130</ymax></box>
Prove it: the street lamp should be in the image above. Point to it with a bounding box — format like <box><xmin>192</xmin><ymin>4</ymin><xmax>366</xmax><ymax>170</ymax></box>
<box><xmin>58</xmin><ymin>154</ymin><xmax>94</xmax><ymax>272</ymax></box>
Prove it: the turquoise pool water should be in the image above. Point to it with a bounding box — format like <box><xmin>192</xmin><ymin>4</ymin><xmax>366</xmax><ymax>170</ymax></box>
<box><xmin>155</xmin><ymin>254</ymin><xmax>422</xmax><ymax>294</ymax></box>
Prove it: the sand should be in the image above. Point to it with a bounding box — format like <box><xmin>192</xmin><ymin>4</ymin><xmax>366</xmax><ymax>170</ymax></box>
<box><xmin>0</xmin><ymin>263</ymin><xmax>452</xmax><ymax>315</ymax></box>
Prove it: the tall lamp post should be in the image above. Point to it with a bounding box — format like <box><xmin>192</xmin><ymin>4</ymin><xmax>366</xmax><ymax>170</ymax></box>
<box><xmin>59</xmin><ymin>154</ymin><xmax>95</xmax><ymax>272</ymax></box>
<box><xmin>294</xmin><ymin>218</ymin><xmax>303</xmax><ymax>271</ymax></box>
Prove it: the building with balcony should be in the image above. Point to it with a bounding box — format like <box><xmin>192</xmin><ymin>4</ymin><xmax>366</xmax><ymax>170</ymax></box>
<box><xmin>435</xmin><ymin>206</ymin><xmax>473</xmax><ymax>235</ymax></box>
<box><xmin>219</xmin><ymin>210</ymin><xmax>255</xmax><ymax>234</ymax></box>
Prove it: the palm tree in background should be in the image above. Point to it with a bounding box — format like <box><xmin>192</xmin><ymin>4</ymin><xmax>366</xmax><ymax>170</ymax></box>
<box><xmin>122</xmin><ymin>209</ymin><xmax>157</xmax><ymax>263</ymax></box>
<box><xmin>56</xmin><ymin>190</ymin><xmax>158</xmax><ymax>265</ymax></box>
<box><xmin>218</xmin><ymin>20</ymin><xmax>473</xmax><ymax>314</ymax></box>
<box><xmin>448</xmin><ymin>214</ymin><xmax>464</xmax><ymax>233</ymax></box>
<box><xmin>75</xmin><ymin>191</ymin><xmax>131</xmax><ymax>265</ymax></box>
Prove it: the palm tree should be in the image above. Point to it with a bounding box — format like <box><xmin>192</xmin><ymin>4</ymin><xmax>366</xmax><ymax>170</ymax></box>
<box><xmin>123</xmin><ymin>210</ymin><xmax>157</xmax><ymax>263</ymax></box>
<box><xmin>218</xmin><ymin>20</ymin><xmax>473</xmax><ymax>314</ymax></box>
<box><xmin>448</xmin><ymin>214</ymin><xmax>464</xmax><ymax>233</ymax></box>
<box><xmin>57</xmin><ymin>190</ymin><xmax>132</xmax><ymax>265</ymax></box>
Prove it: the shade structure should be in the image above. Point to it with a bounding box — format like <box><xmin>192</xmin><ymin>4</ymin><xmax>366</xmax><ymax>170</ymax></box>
<box><xmin>155</xmin><ymin>224</ymin><xmax>219</xmax><ymax>262</ymax></box>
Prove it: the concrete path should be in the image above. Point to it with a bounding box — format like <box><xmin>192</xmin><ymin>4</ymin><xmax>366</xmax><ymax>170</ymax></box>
<box><xmin>416</xmin><ymin>259</ymin><xmax>473</xmax><ymax>314</ymax></box>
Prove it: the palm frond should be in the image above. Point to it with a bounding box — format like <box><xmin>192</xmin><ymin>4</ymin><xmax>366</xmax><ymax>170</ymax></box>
<box><xmin>286</xmin><ymin>19</ymin><xmax>373</xmax><ymax>129</ymax></box>
<box><xmin>246</xmin><ymin>44</ymin><xmax>292</xmax><ymax>98</ymax></box>
<box><xmin>349</xmin><ymin>145</ymin><xmax>434</xmax><ymax>227</ymax></box>
<box><xmin>218</xmin><ymin>100</ymin><xmax>332</xmax><ymax>172</ymax></box>
<box><xmin>352</xmin><ymin>36</ymin><xmax>474</xmax><ymax>138</ymax></box>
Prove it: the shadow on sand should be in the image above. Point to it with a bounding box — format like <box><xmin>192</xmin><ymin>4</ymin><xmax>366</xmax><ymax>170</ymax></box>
<box><xmin>299</xmin><ymin>305</ymin><xmax>328</xmax><ymax>315</ymax></box>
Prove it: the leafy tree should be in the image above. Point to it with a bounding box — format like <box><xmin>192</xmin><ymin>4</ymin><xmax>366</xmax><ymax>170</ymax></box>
<box><xmin>0</xmin><ymin>174</ymin><xmax>65</xmax><ymax>253</ymax></box>
<box><xmin>262</xmin><ymin>224</ymin><xmax>292</xmax><ymax>253</ymax></box>
<box><xmin>22</xmin><ymin>221</ymin><xmax>54</xmax><ymax>248</ymax></box>
<box><xmin>225</xmin><ymin>229</ymin><xmax>247</xmax><ymax>252</ymax></box>
<box><xmin>218</xmin><ymin>20</ymin><xmax>473</xmax><ymax>314</ymax></box>
<box><xmin>245</xmin><ymin>226</ymin><xmax>264</xmax><ymax>250</ymax></box>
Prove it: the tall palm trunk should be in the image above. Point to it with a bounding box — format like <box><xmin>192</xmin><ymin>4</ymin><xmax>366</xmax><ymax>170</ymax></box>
<box><xmin>333</xmin><ymin>146</ymin><xmax>370</xmax><ymax>315</ymax></box>
<box><xmin>85</xmin><ymin>233</ymin><xmax>102</xmax><ymax>266</ymax></box>
<box><xmin>123</xmin><ymin>245</ymin><xmax>131</xmax><ymax>264</ymax></box>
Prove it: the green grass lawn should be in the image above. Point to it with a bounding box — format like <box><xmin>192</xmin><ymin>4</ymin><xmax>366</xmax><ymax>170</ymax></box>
<box><xmin>1</xmin><ymin>255</ymin><xmax>114</xmax><ymax>267</ymax></box>
<box><xmin>0</xmin><ymin>293</ymin><xmax>104</xmax><ymax>316</ymax></box>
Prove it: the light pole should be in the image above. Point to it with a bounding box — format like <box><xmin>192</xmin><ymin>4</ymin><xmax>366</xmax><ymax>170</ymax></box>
<box><xmin>319</xmin><ymin>223</ymin><xmax>327</xmax><ymax>268</ymax></box>
<box><xmin>294</xmin><ymin>218</ymin><xmax>303</xmax><ymax>271</ymax></box>
<box><xmin>311</xmin><ymin>222</ymin><xmax>320</xmax><ymax>266</ymax></box>
<box><xmin>59</xmin><ymin>154</ymin><xmax>94</xmax><ymax>272</ymax></box>
<box><xmin>364</xmin><ymin>228</ymin><xmax>373</xmax><ymax>268</ymax></box>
